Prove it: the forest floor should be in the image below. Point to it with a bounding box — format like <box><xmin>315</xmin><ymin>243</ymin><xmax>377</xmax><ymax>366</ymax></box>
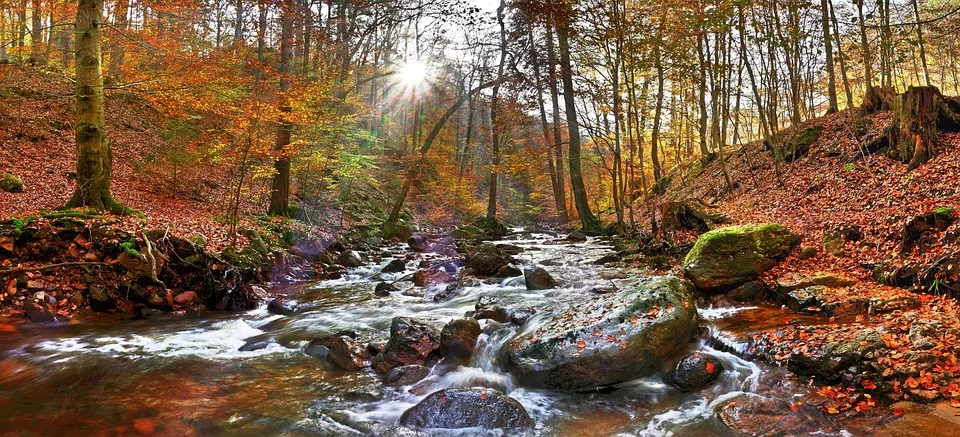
<box><xmin>656</xmin><ymin>108</ymin><xmax>960</xmax><ymax>416</ymax></box>
<box><xmin>0</xmin><ymin>64</ymin><xmax>268</xmax><ymax>249</ymax></box>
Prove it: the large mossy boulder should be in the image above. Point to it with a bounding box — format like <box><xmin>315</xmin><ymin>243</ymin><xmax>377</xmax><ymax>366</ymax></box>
<box><xmin>399</xmin><ymin>388</ymin><xmax>534</xmax><ymax>429</ymax></box>
<box><xmin>502</xmin><ymin>276</ymin><xmax>698</xmax><ymax>391</ymax></box>
<box><xmin>464</xmin><ymin>243</ymin><xmax>513</xmax><ymax>276</ymax></box>
<box><xmin>683</xmin><ymin>224</ymin><xmax>799</xmax><ymax>290</ymax></box>
<box><xmin>381</xmin><ymin>222</ymin><xmax>414</xmax><ymax>241</ymax></box>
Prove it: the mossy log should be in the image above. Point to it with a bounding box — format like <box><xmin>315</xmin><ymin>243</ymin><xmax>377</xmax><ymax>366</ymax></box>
<box><xmin>888</xmin><ymin>86</ymin><xmax>960</xmax><ymax>170</ymax></box>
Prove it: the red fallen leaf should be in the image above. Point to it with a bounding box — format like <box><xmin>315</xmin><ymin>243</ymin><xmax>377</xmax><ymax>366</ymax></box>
<box><xmin>826</xmin><ymin>407</ymin><xmax>840</xmax><ymax>414</ymax></box>
<box><xmin>479</xmin><ymin>391</ymin><xmax>488</xmax><ymax>400</ymax></box>
<box><xmin>133</xmin><ymin>419</ymin><xmax>156</xmax><ymax>435</ymax></box>
<box><xmin>576</xmin><ymin>339</ymin><xmax>586</xmax><ymax>349</ymax></box>
<box><xmin>906</xmin><ymin>377</ymin><xmax>920</xmax><ymax>389</ymax></box>
<box><xmin>789</xmin><ymin>402</ymin><xmax>800</xmax><ymax>412</ymax></box>
<box><xmin>893</xmin><ymin>408</ymin><xmax>904</xmax><ymax>417</ymax></box>
<box><xmin>862</xmin><ymin>380</ymin><xmax>877</xmax><ymax>390</ymax></box>
<box><xmin>706</xmin><ymin>362</ymin><xmax>716</xmax><ymax>374</ymax></box>
<box><xmin>950</xmin><ymin>398</ymin><xmax>960</xmax><ymax>408</ymax></box>
<box><xmin>439</xmin><ymin>395</ymin><xmax>447</xmax><ymax>405</ymax></box>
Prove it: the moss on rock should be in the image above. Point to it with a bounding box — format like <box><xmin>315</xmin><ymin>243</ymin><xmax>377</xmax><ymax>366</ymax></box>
<box><xmin>683</xmin><ymin>223</ymin><xmax>799</xmax><ymax>290</ymax></box>
<box><xmin>0</xmin><ymin>173</ymin><xmax>24</xmax><ymax>193</ymax></box>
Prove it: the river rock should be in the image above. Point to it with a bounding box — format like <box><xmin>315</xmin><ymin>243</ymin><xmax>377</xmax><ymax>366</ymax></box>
<box><xmin>440</xmin><ymin>318</ymin><xmax>481</xmax><ymax>362</ymax></box>
<box><xmin>385</xmin><ymin>364</ymin><xmax>431</xmax><ymax>386</ymax></box>
<box><xmin>337</xmin><ymin>250</ymin><xmax>364</xmax><ymax>268</ymax></box>
<box><xmin>465</xmin><ymin>243</ymin><xmax>513</xmax><ymax>276</ymax></box>
<box><xmin>565</xmin><ymin>231</ymin><xmax>588</xmax><ymax>242</ymax></box>
<box><xmin>503</xmin><ymin>276</ymin><xmax>699</xmax><ymax>391</ymax></box>
<box><xmin>173</xmin><ymin>291</ymin><xmax>198</xmax><ymax>305</ymax></box>
<box><xmin>408</xmin><ymin>235</ymin><xmax>430</xmax><ymax>252</ymax></box>
<box><xmin>683</xmin><ymin>224</ymin><xmax>799</xmax><ymax>290</ymax></box>
<box><xmin>524</xmin><ymin>267</ymin><xmax>558</xmax><ymax>290</ymax></box>
<box><xmin>266</xmin><ymin>298</ymin><xmax>295</xmax><ymax>315</ymax></box>
<box><xmin>398</xmin><ymin>388</ymin><xmax>534</xmax><ymax>429</ymax></box>
<box><xmin>23</xmin><ymin>300</ymin><xmax>58</xmax><ymax>323</ymax></box>
<box><xmin>328</xmin><ymin>336</ymin><xmax>370</xmax><ymax>371</ymax></box>
<box><xmin>667</xmin><ymin>352</ymin><xmax>724</xmax><ymax>391</ymax></box>
<box><xmin>787</xmin><ymin>328</ymin><xmax>885</xmax><ymax>382</ymax></box>
<box><xmin>372</xmin><ymin>317</ymin><xmax>441</xmax><ymax>374</ymax></box>
<box><xmin>375</xmin><ymin>282</ymin><xmax>397</xmax><ymax>296</ymax></box>
<box><xmin>495</xmin><ymin>264</ymin><xmax>522</xmax><ymax>278</ymax></box>
<box><xmin>382</xmin><ymin>259</ymin><xmax>407</xmax><ymax>274</ymax></box>
<box><xmin>720</xmin><ymin>395</ymin><xmax>838</xmax><ymax>437</ymax></box>
<box><xmin>727</xmin><ymin>281</ymin><xmax>767</xmax><ymax>302</ymax></box>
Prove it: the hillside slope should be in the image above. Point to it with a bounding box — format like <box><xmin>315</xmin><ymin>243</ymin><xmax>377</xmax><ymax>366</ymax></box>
<box><xmin>656</xmin><ymin>108</ymin><xmax>960</xmax><ymax>295</ymax></box>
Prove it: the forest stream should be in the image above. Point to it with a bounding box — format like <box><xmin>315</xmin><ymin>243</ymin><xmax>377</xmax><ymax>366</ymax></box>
<box><xmin>0</xmin><ymin>232</ymin><xmax>949</xmax><ymax>436</ymax></box>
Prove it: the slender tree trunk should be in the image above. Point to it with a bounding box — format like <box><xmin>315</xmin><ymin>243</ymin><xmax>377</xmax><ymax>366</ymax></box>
<box><xmin>257</xmin><ymin>0</ymin><xmax>267</xmax><ymax>62</ymax></box>
<box><xmin>485</xmin><ymin>0</ymin><xmax>507</xmax><ymax>221</ymax></box>
<box><xmin>830</xmin><ymin>0</ymin><xmax>853</xmax><ymax>108</ymax></box>
<box><xmin>857</xmin><ymin>0</ymin><xmax>874</xmax><ymax>91</ymax></box>
<box><xmin>912</xmin><ymin>0</ymin><xmax>930</xmax><ymax>86</ymax></box>
<box><xmin>109</xmin><ymin>0</ymin><xmax>128</xmax><ymax>81</ymax></box>
<box><xmin>268</xmin><ymin>0</ymin><xmax>294</xmax><ymax>216</ymax></box>
<box><xmin>557</xmin><ymin>11</ymin><xmax>598</xmax><ymax>230</ymax></box>
<box><xmin>651</xmin><ymin>39</ymin><xmax>665</xmax><ymax>182</ymax></box>
<box><xmin>545</xmin><ymin>24</ymin><xmax>568</xmax><ymax>221</ymax></box>
<box><xmin>28</xmin><ymin>0</ymin><xmax>41</xmax><ymax>63</ymax></box>
<box><xmin>235</xmin><ymin>0</ymin><xmax>244</xmax><ymax>43</ymax></box>
<box><xmin>530</xmin><ymin>28</ymin><xmax>564</xmax><ymax>221</ymax></box>
<box><xmin>66</xmin><ymin>0</ymin><xmax>128</xmax><ymax>213</ymax></box>
<box><xmin>820</xmin><ymin>0</ymin><xmax>838</xmax><ymax>113</ymax></box>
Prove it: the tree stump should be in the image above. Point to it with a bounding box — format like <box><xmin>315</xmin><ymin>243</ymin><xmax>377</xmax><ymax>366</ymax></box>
<box><xmin>860</xmin><ymin>85</ymin><xmax>897</xmax><ymax>115</ymax></box>
<box><xmin>888</xmin><ymin>86</ymin><xmax>960</xmax><ymax>170</ymax></box>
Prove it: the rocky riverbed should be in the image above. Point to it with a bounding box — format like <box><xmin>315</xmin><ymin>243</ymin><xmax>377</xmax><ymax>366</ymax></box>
<box><xmin>0</xmin><ymin>228</ymin><xmax>957</xmax><ymax>435</ymax></box>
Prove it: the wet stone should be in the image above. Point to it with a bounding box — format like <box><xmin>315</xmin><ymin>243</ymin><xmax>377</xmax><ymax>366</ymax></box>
<box><xmin>266</xmin><ymin>298</ymin><xmax>295</xmax><ymax>316</ymax></box>
<box><xmin>399</xmin><ymin>388</ymin><xmax>534</xmax><ymax>429</ymax></box>
<box><xmin>667</xmin><ymin>352</ymin><xmax>724</xmax><ymax>391</ymax></box>
<box><xmin>524</xmin><ymin>267</ymin><xmax>559</xmax><ymax>290</ymax></box>
<box><xmin>385</xmin><ymin>364</ymin><xmax>431</xmax><ymax>386</ymax></box>
<box><xmin>440</xmin><ymin>318</ymin><xmax>481</xmax><ymax>362</ymax></box>
<box><xmin>382</xmin><ymin>259</ymin><xmax>407</xmax><ymax>274</ymax></box>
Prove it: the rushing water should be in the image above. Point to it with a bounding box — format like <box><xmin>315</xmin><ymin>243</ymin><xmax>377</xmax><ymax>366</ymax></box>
<box><xmin>0</xmin><ymin>232</ymin><xmax>933</xmax><ymax>436</ymax></box>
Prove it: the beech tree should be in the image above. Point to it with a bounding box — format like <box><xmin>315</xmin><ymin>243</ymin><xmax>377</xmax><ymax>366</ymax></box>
<box><xmin>65</xmin><ymin>0</ymin><xmax>130</xmax><ymax>214</ymax></box>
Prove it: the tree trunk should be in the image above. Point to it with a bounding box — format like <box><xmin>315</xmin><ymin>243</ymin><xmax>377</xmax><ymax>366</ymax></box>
<box><xmin>912</xmin><ymin>0</ymin><xmax>930</xmax><ymax>86</ymax></box>
<box><xmin>545</xmin><ymin>24</ymin><xmax>568</xmax><ymax>221</ymax></box>
<box><xmin>235</xmin><ymin>0</ymin><xmax>244</xmax><ymax>43</ymax></box>
<box><xmin>486</xmin><ymin>0</ymin><xmax>507</xmax><ymax>221</ymax></box>
<box><xmin>66</xmin><ymin>0</ymin><xmax>128</xmax><ymax>214</ymax></box>
<box><xmin>109</xmin><ymin>0</ymin><xmax>128</xmax><ymax>81</ymax></box>
<box><xmin>557</xmin><ymin>15</ymin><xmax>598</xmax><ymax>230</ymax></box>
<box><xmin>820</xmin><ymin>0</ymin><xmax>837</xmax><ymax>114</ymax></box>
<box><xmin>861</xmin><ymin>85</ymin><xmax>897</xmax><ymax>114</ymax></box>
<box><xmin>268</xmin><ymin>0</ymin><xmax>294</xmax><ymax>216</ymax></box>
<box><xmin>28</xmin><ymin>0</ymin><xmax>42</xmax><ymax>63</ymax></box>
<box><xmin>889</xmin><ymin>86</ymin><xmax>959</xmax><ymax>170</ymax></box>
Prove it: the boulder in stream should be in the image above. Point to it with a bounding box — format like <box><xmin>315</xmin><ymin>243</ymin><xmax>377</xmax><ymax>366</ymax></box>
<box><xmin>382</xmin><ymin>259</ymin><xmax>407</xmax><ymax>274</ymax></box>
<box><xmin>524</xmin><ymin>267</ymin><xmax>559</xmax><ymax>290</ymax></box>
<box><xmin>398</xmin><ymin>388</ymin><xmax>534</xmax><ymax>429</ymax></box>
<box><xmin>266</xmin><ymin>297</ymin><xmax>295</xmax><ymax>315</ymax></box>
<box><xmin>328</xmin><ymin>336</ymin><xmax>370</xmax><ymax>371</ymax></box>
<box><xmin>372</xmin><ymin>317</ymin><xmax>441</xmax><ymax>374</ymax></box>
<box><xmin>667</xmin><ymin>352</ymin><xmax>724</xmax><ymax>391</ymax></box>
<box><xmin>464</xmin><ymin>243</ymin><xmax>513</xmax><ymax>276</ymax></box>
<box><xmin>683</xmin><ymin>224</ymin><xmax>799</xmax><ymax>290</ymax></box>
<box><xmin>502</xmin><ymin>276</ymin><xmax>699</xmax><ymax>391</ymax></box>
<box><xmin>565</xmin><ymin>231</ymin><xmax>588</xmax><ymax>242</ymax></box>
<box><xmin>337</xmin><ymin>250</ymin><xmax>364</xmax><ymax>268</ymax></box>
<box><xmin>440</xmin><ymin>318</ymin><xmax>481</xmax><ymax>362</ymax></box>
<box><xmin>385</xmin><ymin>364</ymin><xmax>431</xmax><ymax>386</ymax></box>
